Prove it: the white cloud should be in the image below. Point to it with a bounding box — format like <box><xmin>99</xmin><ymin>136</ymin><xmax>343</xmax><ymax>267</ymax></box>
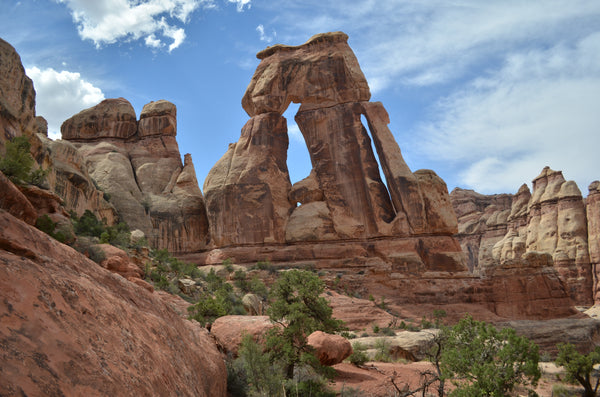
<box><xmin>265</xmin><ymin>1</ymin><xmax>600</xmax><ymax>93</ymax></box>
<box><xmin>228</xmin><ymin>0</ymin><xmax>251</xmax><ymax>12</ymax></box>
<box><xmin>26</xmin><ymin>67</ymin><xmax>105</xmax><ymax>139</ymax></box>
<box><xmin>56</xmin><ymin>0</ymin><xmax>204</xmax><ymax>51</ymax></box>
<box><xmin>256</xmin><ymin>24</ymin><xmax>275</xmax><ymax>43</ymax></box>
<box><xmin>414</xmin><ymin>33</ymin><xmax>600</xmax><ymax>193</ymax></box>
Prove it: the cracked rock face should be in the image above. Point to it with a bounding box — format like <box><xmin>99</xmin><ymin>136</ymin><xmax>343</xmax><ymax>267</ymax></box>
<box><xmin>61</xmin><ymin>99</ymin><xmax>210</xmax><ymax>252</ymax></box>
<box><xmin>205</xmin><ymin>31</ymin><xmax>458</xmax><ymax>247</ymax></box>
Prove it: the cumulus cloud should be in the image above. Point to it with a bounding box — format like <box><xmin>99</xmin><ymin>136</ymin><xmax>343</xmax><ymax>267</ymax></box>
<box><xmin>228</xmin><ymin>0</ymin><xmax>251</xmax><ymax>12</ymax></box>
<box><xmin>57</xmin><ymin>0</ymin><xmax>204</xmax><ymax>51</ymax></box>
<box><xmin>256</xmin><ymin>24</ymin><xmax>275</xmax><ymax>43</ymax></box>
<box><xmin>26</xmin><ymin>67</ymin><xmax>105</xmax><ymax>139</ymax></box>
<box><xmin>414</xmin><ymin>33</ymin><xmax>600</xmax><ymax>193</ymax></box>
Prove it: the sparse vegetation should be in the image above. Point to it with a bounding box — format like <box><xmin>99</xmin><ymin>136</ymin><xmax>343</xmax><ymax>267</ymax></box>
<box><xmin>348</xmin><ymin>342</ymin><xmax>369</xmax><ymax>366</ymax></box>
<box><xmin>0</xmin><ymin>135</ymin><xmax>48</xmax><ymax>186</ymax></box>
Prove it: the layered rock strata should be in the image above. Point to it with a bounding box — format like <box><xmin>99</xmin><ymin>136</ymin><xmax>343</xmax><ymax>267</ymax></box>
<box><xmin>452</xmin><ymin>167</ymin><xmax>597</xmax><ymax>306</ymax></box>
<box><xmin>61</xmin><ymin>99</ymin><xmax>210</xmax><ymax>252</ymax></box>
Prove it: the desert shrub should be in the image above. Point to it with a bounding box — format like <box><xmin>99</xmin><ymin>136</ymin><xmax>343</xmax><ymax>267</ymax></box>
<box><xmin>372</xmin><ymin>325</ymin><xmax>380</xmax><ymax>334</ymax></box>
<box><xmin>380</xmin><ymin>327</ymin><xmax>396</xmax><ymax>336</ymax></box>
<box><xmin>73</xmin><ymin>210</ymin><xmax>105</xmax><ymax>237</ymax></box>
<box><xmin>0</xmin><ymin>135</ymin><xmax>48</xmax><ymax>186</ymax></box>
<box><xmin>348</xmin><ymin>342</ymin><xmax>369</xmax><ymax>366</ymax></box>
<box><xmin>441</xmin><ymin>314</ymin><xmax>540</xmax><ymax>396</ymax></box>
<box><xmin>99</xmin><ymin>221</ymin><xmax>130</xmax><ymax>248</ymax></box>
<box><xmin>555</xmin><ymin>343</ymin><xmax>600</xmax><ymax>397</ymax></box>
<box><xmin>373</xmin><ymin>338</ymin><xmax>391</xmax><ymax>362</ymax></box>
<box><xmin>254</xmin><ymin>260</ymin><xmax>277</xmax><ymax>274</ymax></box>
<box><xmin>35</xmin><ymin>215</ymin><xmax>74</xmax><ymax>244</ymax></box>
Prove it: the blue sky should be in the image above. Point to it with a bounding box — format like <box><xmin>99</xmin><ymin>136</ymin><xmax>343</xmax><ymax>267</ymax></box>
<box><xmin>1</xmin><ymin>0</ymin><xmax>599</xmax><ymax>195</ymax></box>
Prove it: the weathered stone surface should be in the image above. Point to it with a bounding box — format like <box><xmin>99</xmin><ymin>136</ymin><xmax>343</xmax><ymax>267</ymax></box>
<box><xmin>211</xmin><ymin>315</ymin><xmax>276</xmax><ymax>356</ymax></box>
<box><xmin>138</xmin><ymin>100</ymin><xmax>176</xmax><ymax>137</ymax></box>
<box><xmin>351</xmin><ymin>330</ymin><xmax>439</xmax><ymax>361</ymax></box>
<box><xmin>0</xmin><ymin>171</ymin><xmax>37</xmax><ymax>224</ymax></box>
<box><xmin>98</xmin><ymin>244</ymin><xmax>144</xmax><ymax>280</ymax></box>
<box><xmin>454</xmin><ymin>167</ymin><xmax>596</xmax><ymax>306</ymax></box>
<box><xmin>307</xmin><ymin>331</ymin><xmax>352</xmax><ymax>366</ymax></box>
<box><xmin>242</xmin><ymin>32</ymin><xmax>370</xmax><ymax>116</ymax></box>
<box><xmin>63</xmin><ymin>99</ymin><xmax>209</xmax><ymax>252</ymax></box>
<box><xmin>204</xmin><ymin>112</ymin><xmax>293</xmax><ymax>246</ymax></box>
<box><xmin>285</xmin><ymin>201</ymin><xmax>337</xmax><ymax>242</ymax></box>
<box><xmin>588</xmin><ymin>181</ymin><xmax>600</xmax><ymax>302</ymax></box>
<box><xmin>414</xmin><ymin>169</ymin><xmax>457</xmax><ymax>235</ymax></box>
<box><xmin>42</xmin><ymin>136</ymin><xmax>117</xmax><ymax>224</ymax></box>
<box><xmin>61</xmin><ymin>98</ymin><xmax>137</xmax><ymax>141</ymax></box>
<box><xmin>242</xmin><ymin>293</ymin><xmax>264</xmax><ymax>315</ymax></box>
<box><xmin>0</xmin><ymin>38</ymin><xmax>36</xmax><ymax>146</ymax></box>
<box><xmin>450</xmin><ymin>188</ymin><xmax>513</xmax><ymax>273</ymax></box>
<box><xmin>295</xmin><ymin>103</ymin><xmax>395</xmax><ymax>239</ymax></box>
<box><xmin>0</xmin><ymin>210</ymin><xmax>226</xmax><ymax>397</ymax></box>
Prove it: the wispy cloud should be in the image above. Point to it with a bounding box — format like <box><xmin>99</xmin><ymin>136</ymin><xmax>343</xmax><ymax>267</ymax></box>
<box><xmin>228</xmin><ymin>0</ymin><xmax>251</xmax><ymax>12</ymax></box>
<box><xmin>256</xmin><ymin>24</ymin><xmax>275</xmax><ymax>43</ymax></box>
<box><xmin>414</xmin><ymin>32</ymin><xmax>600</xmax><ymax>193</ymax></box>
<box><xmin>56</xmin><ymin>0</ymin><xmax>206</xmax><ymax>52</ymax></box>
<box><xmin>26</xmin><ymin>67</ymin><xmax>105</xmax><ymax>139</ymax></box>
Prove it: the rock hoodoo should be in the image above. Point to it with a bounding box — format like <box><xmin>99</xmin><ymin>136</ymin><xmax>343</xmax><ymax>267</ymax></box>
<box><xmin>61</xmin><ymin>98</ymin><xmax>210</xmax><ymax>253</ymax></box>
<box><xmin>451</xmin><ymin>167</ymin><xmax>598</xmax><ymax>306</ymax></box>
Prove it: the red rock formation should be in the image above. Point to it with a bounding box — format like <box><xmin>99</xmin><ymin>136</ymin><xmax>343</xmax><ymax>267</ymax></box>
<box><xmin>61</xmin><ymin>98</ymin><xmax>137</xmax><ymax>141</ymax></box>
<box><xmin>0</xmin><ymin>210</ymin><xmax>226</xmax><ymax>396</ymax></box>
<box><xmin>453</xmin><ymin>167</ymin><xmax>596</xmax><ymax>306</ymax></box>
<box><xmin>61</xmin><ymin>98</ymin><xmax>210</xmax><ymax>252</ymax></box>
<box><xmin>307</xmin><ymin>331</ymin><xmax>353</xmax><ymax>366</ymax></box>
<box><xmin>211</xmin><ymin>315</ymin><xmax>276</xmax><ymax>356</ymax></box>
<box><xmin>204</xmin><ymin>112</ymin><xmax>293</xmax><ymax>246</ymax></box>
<box><xmin>0</xmin><ymin>171</ymin><xmax>37</xmax><ymax>224</ymax></box>
<box><xmin>0</xmin><ymin>38</ymin><xmax>36</xmax><ymax>146</ymax></box>
<box><xmin>587</xmin><ymin>181</ymin><xmax>600</xmax><ymax>302</ymax></box>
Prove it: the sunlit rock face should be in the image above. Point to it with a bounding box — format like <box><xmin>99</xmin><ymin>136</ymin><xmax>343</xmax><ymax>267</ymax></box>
<box><xmin>452</xmin><ymin>167</ymin><xmax>597</xmax><ymax>306</ymax></box>
<box><xmin>205</xmin><ymin>32</ymin><xmax>457</xmax><ymax>247</ymax></box>
<box><xmin>61</xmin><ymin>98</ymin><xmax>210</xmax><ymax>253</ymax></box>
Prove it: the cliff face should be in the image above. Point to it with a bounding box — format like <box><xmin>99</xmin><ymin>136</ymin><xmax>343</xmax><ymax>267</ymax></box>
<box><xmin>61</xmin><ymin>98</ymin><xmax>210</xmax><ymax>253</ymax></box>
<box><xmin>451</xmin><ymin>167</ymin><xmax>599</xmax><ymax>306</ymax></box>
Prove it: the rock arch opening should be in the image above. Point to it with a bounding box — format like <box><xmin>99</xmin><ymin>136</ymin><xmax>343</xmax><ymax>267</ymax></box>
<box><xmin>283</xmin><ymin>102</ymin><xmax>312</xmax><ymax>186</ymax></box>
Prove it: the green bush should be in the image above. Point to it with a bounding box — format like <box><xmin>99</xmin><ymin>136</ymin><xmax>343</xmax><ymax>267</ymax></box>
<box><xmin>348</xmin><ymin>342</ymin><xmax>369</xmax><ymax>366</ymax></box>
<box><xmin>373</xmin><ymin>338</ymin><xmax>391</xmax><ymax>362</ymax></box>
<box><xmin>0</xmin><ymin>135</ymin><xmax>47</xmax><ymax>186</ymax></box>
<box><xmin>555</xmin><ymin>343</ymin><xmax>600</xmax><ymax>397</ymax></box>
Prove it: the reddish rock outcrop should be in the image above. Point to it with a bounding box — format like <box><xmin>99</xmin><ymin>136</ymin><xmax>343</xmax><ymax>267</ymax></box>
<box><xmin>61</xmin><ymin>98</ymin><xmax>210</xmax><ymax>252</ymax></box>
<box><xmin>0</xmin><ymin>209</ymin><xmax>226</xmax><ymax>396</ymax></box>
<box><xmin>0</xmin><ymin>38</ymin><xmax>36</xmax><ymax>146</ymax></box>
<box><xmin>587</xmin><ymin>181</ymin><xmax>600</xmax><ymax>302</ymax></box>
<box><xmin>206</xmin><ymin>32</ymin><xmax>459</xmax><ymax>246</ymax></box>
<box><xmin>211</xmin><ymin>315</ymin><xmax>276</xmax><ymax>356</ymax></box>
<box><xmin>0</xmin><ymin>171</ymin><xmax>37</xmax><ymax>224</ymax></box>
<box><xmin>307</xmin><ymin>331</ymin><xmax>352</xmax><ymax>366</ymax></box>
<box><xmin>452</xmin><ymin>167</ymin><xmax>596</xmax><ymax>306</ymax></box>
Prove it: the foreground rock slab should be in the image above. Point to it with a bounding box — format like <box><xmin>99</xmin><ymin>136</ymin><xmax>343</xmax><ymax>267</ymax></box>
<box><xmin>0</xmin><ymin>210</ymin><xmax>226</xmax><ymax>396</ymax></box>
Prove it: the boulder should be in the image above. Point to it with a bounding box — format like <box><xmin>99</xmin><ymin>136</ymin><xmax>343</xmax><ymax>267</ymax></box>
<box><xmin>0</xmin><ymin>210</ymin><xmax>226</xmax><ymax>396</ymax></box>
<box><xmin>307</xmin><ymin>331</ymin><xmax>353</xmax><ymax>366</ymax></box>
<box><xmin>242</xmin><ymin>293</ymin><xmax>264</xmax><ymax>315</ymax></box>
<box><xmin>138</xmin><ymin>100</ymin><xmax>176</xmax><ymax>137</ymax></box>
<box><xmin>60</xmin><ymin>98</ymin><xmax>137</xmax><ymax>140</ymax></box>
<box><xmin>211</xmin><ymin>315</ymin><xmax>276</xmax><ymax>356</ymax></box>
<box><xmin>98</xmin><ymin>244</ymin><xmax>144</xmax><ymax>280</ymax></box>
